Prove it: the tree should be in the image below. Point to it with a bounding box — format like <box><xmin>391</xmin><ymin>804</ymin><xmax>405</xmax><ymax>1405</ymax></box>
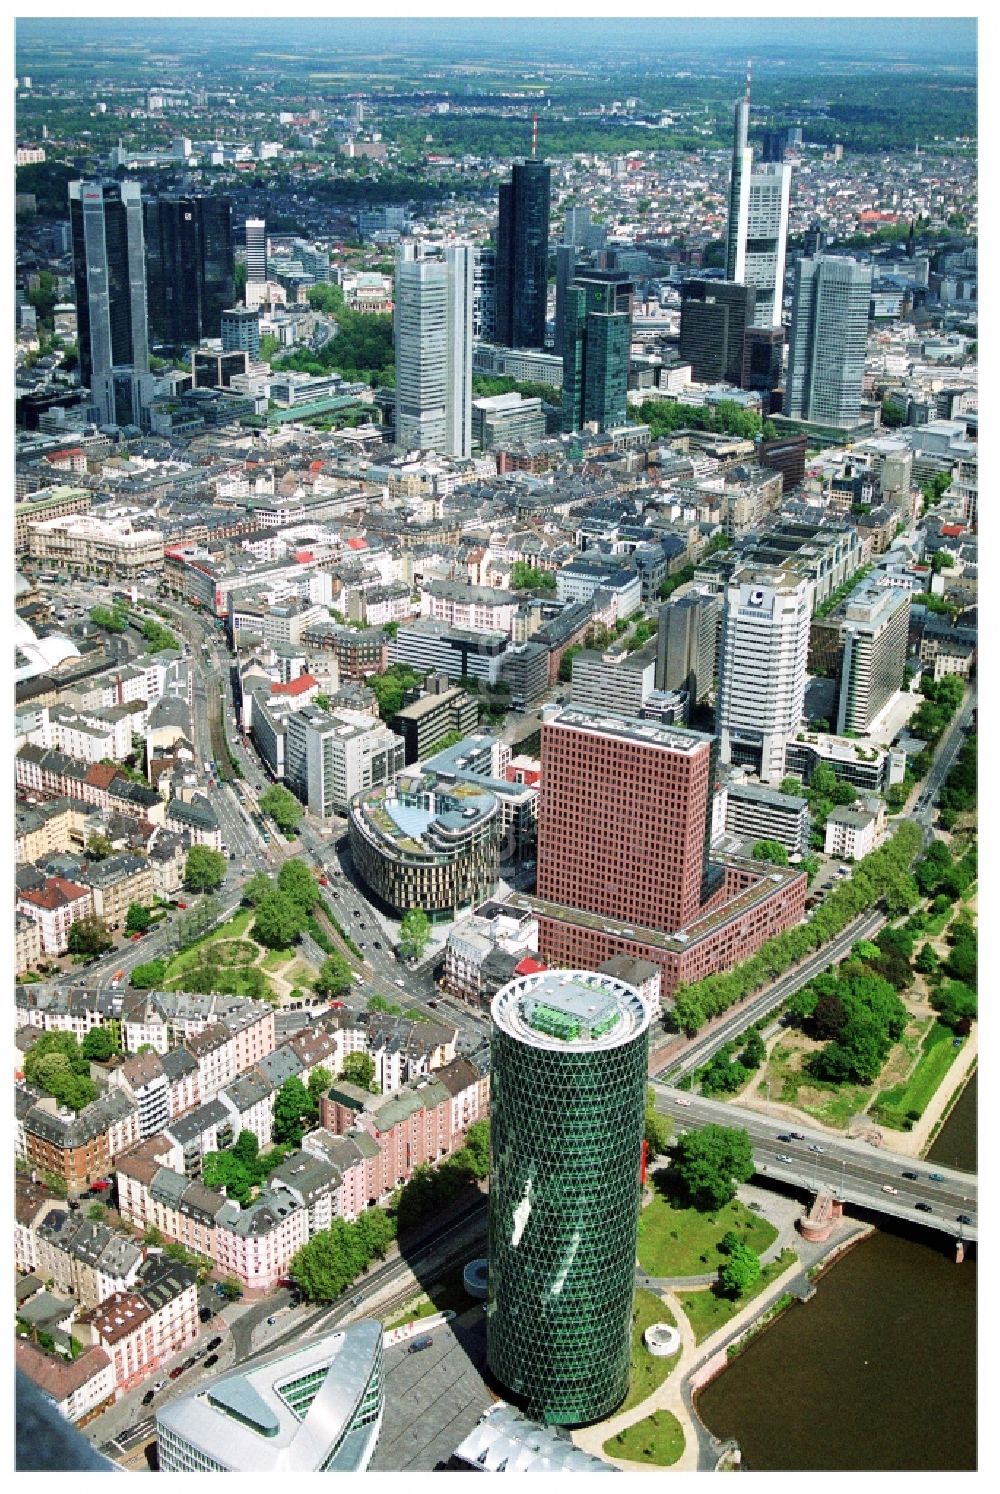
<box><xmin>813</xmin><ymin>993</ymin><xmax>847</xmax><ymax>1040</ymax></box>
<box><xmin>308</xmin><ymin>1065</ymin><xmax>334</xmax><ymax>1103</ymax></box>
<box><xmin>220</xmin><ymin>1279</ymin><xmax>243</xmax><ymax>1301</ymax></box>
<box><xmin>260</xmin><ymin>785</ymin><xmax>303</xmax><ymax>833</ymax></box>
<box><xmin>464</xmin><ymin>1119</ymin><xmax>490</xmax><ymax>1178</ymax></box>
<box><xmin>184</xmin><ymin>846</ymin><xmax>227</xmax><ymax>893</ymax></box>
<box><xmin>339</xmin><ymin>1052</ymin><xmax>376</xmax><ymax>1090</ymax></box>
<box><xmin>719</xmin><ymin>1242</ymin><xmax>762</xmax><ymax>1298</ymax></box>
<box><xmin>313</xmin><ymin>952</ymin><xmax>354</xmax><ymax>997</ymax></box>
<box><xmin>125</xmin><ymin>903</ymin><xmax>152</xmax><ymax>934</ymax></box>
<box><xmin>915</xmin><ymin>943</ymin><xmax>939</xmax><ymax>976</ymax></box>
<box><xmin>86</xmin><ymin>834</ymin><xmax>113</xmax><ymax>861</ymax></box>
<box><xmin>752</xmin><ymin>839</ymin><xmax>789</xmax><ymax>866</ymax></box>
<box><xmin>930</xmin><ymin>979</ymin><xmax>977</xmax><ymax>1031</ymax></box>
<box><xmin>201</xmin><ymin>1150</ymin><xmax>255</xmax><ymax>1205</ymax></box>
<box><xmin>67</xmin><ymin>915</ymin><xmax>112</xmax><ymax>957</ymax></box>
<box><xmin>291</xmin><ymin>1218</ymin><xmax>368</xmax><ymax>1302</ymax></box>
<box><xmin>232</xmin><ymin>1130</ymin><xmax>260</xmax><ymax>1168</ymax></box>
<box><xmin>81</xmin><ymin>1027</ymin><xmax>117</xmax><ymax>1062</ymax></box>
<box><xmin>87</xmin><ymin>1202</ymin><xmax>107</xmax><ymax>1222</ymax></box>
<box><xmin>253</xmin><ymin>890</ymin><xmax>307</xmax><ymax>949</ymax></box>
<box><xmin>277</xmin><ymin>858</ymin><xmax>321</xmax><ymax>913</ymax></box>
<box><xmin>399</xmin><ymin>908</ymin><xmax>431</xmax><ymax>962</ymax></box>
<box><xmin>242</xmin><ymin>871</ymin><xmax>273</xmax><ymax>907</ymax></box>
<box><xmin>272</xmin><ymin>1076</ymin><xmax>317</xmax><ymax>1146</ymax></box>
<box><xmin>644</xmin><ymin>1088</ymin><xmax>672</xmax><ymax>1158</ymax></box>
<box><xmin>130</xmin><ymin>958</ymin><xmax>167</xmax><ymax>989</ymax></box>
<box><xmin>352</xmin><ymin>1207</ymin><xmax>396</xmax><ymax>1262</ymax></box>
<box><xmin>673</xmin><ymin>1125</ymin><xmax>755</xmax><ymax>1211</ymax></box>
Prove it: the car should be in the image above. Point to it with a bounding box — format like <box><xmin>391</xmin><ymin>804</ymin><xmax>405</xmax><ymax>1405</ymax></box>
<box><xmin>777</xmin><ymin>1133</ymin><xmax>792</xmax><ymax>1142</ymax></box>
<box><xmin>777</xmin><ymin>1153</ymin><xmax>794</xmax><ymax>1163</ymax></box>
<box><xmin>675</xmin><ymin>1096</ymin><xmax>692</xmax><ymax>1108</ymax></box>
<box><xmin>183</xmin><ymin>1357</ymin><xmax>196</xmax><ymax>1370</ymax></box>
<box><xmin>882</xmin><ymin>1185</ymin><xmax>899</xmax><ymax>1195</ymax></box>
<box><xmin>176</xmin><ymin>901</ymin><xmax>187</xmax><ymax>910</ymax></box>
<box><xmin>267</xmin><ymin>1316</ymin><xmax>276</xmax><ymax>1325</ymax></box>
<box><xmin>395</xmin><ymin>979</ymin><xmax>406</xmax><ymax>989</ymax></box>
<box><xmin>373</xmin><ymin>941</ymin><xmax>382</xmax><ymax>950</ymax></box>
<box><xmin>428</xmin><ymin>999</ymin><xmax>438</xmax><ymax>1008</ymax></box>
<box><xmin>154</xmin><ymin>1380</ymin><xmax>167</xmax><ymax>1391</ymax></box>
<box><xmin>169</xmin><ymin>1366</ymin><xmax>185</xmax><ymax>1380</ymax></box>
<box><xmin>902</xmin><ymin>1170</ymin><xmax>918</xmax><ymax>1181</ymax></box>
<box><xmin>789</xmin><ymin>1132</ymin><xmax>805</xmax><ymax>1141</ymax></box>
<box><xmin>914</xmin><ymin>1201</ymin><xmax>933</xmax><ymax>1213</ymax></box>
<box><xmin>199</xmin><ymin>1307</ymin><xmax>213</xmax><ymax>1322</ymax></box>
<box><xmin>204</xmin><ymin>1354</ymin><xmax>219</xmax><ymax>1368</ymax></box>
<box><xmin>142</xmin><ymin>1390</ymin><xmax>156</xmax><ymax>1406</ymax></box>
<box><xmin>408</xmin><ymin>1336</ymin><xmax>433</xmax><ymax>1354</ymax></box>
<box><xmin>207</xmin><ymin>1337</ymin><xmax>222</xmax><ymax>1351</ymax></box>
<box><xmin>130</xmin><ymin>932</ymin><xmax>143</xmax><ymax>941</ymax></box>
<box><xmin>928</xmin><ymin>1172</ymin><xmax>945</xmax><ymax>1182</ymax></box>
<box><xmin>808</xmin><ymin>1144</ymin><xmax>825</xmax><ymax>1154</ymax></box>
<box><xmin>957</xmin><ymin>1214</ymin><xmax>973</xmax><ymax>1225</ymax></box>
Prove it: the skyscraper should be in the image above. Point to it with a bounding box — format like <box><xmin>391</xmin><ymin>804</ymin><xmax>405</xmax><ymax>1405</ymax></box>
<box><xmin>553</xmin><ymin>242</ymin><xmax>578</xmax><ymax>352</ymax></box>
<box><xmin>472</xmin><ymin>245</ymin><xmax>496</xmax><ymax>342</ymax></box>
<box><xmin>69</xmin><ymin>180</ymin><xmax>154</xmax><ymax>428</ymax></box>
<box><xmin>784</xmin><ymin>255</ymin><xmax>873</xmax><ymax>427</ymax></box>
<box><xmin>560</xmin><ymin>269</ymin><xmax>633</xmax><ymax>434</ymax></box>
<box><xmin>221</xmin><ymin>306</ymin><xmax>261</xmax><ymax>362</ymax></box>
<box><xmin>655</xmin><ymin>590</ymin><xmax>722</xmax><ymax>703</ymax></box>
<box><xmin>495</xmin><ymin>158</ymin><xmax>551</xmax><ymax>349</ymax></box>
<box><xmin>536</xmin><ymin>706</ymin><xmax>714</xmax><ymax>933</ymax></box>
<box><xmin>244</xmin><ymin>217</ymin><xmax>267</xmax><ymax>286</ymax></box>
<box><xmin>679</xmin><ymin>278</ymin><xmax>756</xmax><ymax>387</ymax></box>
<box><xmin>144</xmin><ymin>194</ymin><xmax>234</xmax><ymax>347</ymax></box>
<box><xmin>717</xmin><ymin>565</ymin><xmax>812</xmax><ymax>783</ymax></box>
<box><xmin>835</xmin><ymin>581</ymin><xmax>910</xmax><ymax>736</ymax></box>
<box><xmin>487</xmin><ymin>968</ymin><xmax>650</xmax><ymax>1426</ymax></box>
<box><xmin>394</xmin><ymin>241</ymin><xmax>473</xmax><ymax>458</ymax></box>
<box><xmin>724</xmin><ymin>68</ymin><xmax>791</xmax><ymax>329</ymax></box>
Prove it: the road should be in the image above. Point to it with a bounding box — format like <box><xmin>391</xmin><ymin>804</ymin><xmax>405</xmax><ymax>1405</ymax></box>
<box><xmin>652</xmin><ymin>1086</ymin><xmax>978</xmax><ymax>1239</ymax></box>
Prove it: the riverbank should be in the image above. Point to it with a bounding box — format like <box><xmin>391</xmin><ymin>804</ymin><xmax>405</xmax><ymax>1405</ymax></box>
<box><xmin>573</xmin><ymin>1202</ymin><xmax>873</xmax><ymax>1471</ymax></box>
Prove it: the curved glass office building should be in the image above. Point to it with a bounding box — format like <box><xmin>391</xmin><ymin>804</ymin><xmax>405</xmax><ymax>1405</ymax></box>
<box><xmin>487</xmin><ymin>970</ymin><xmax>650</xmax><ymax>1426</ymax></box>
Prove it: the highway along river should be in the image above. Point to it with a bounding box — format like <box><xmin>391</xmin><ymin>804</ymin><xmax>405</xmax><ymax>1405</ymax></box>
<box><xmin>696</xmin><ymin>1076</ymin><xmax>977</xmax><ymax>1471</ymax></box>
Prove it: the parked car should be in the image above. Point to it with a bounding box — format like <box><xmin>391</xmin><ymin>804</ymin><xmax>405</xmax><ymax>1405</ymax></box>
<box><xmin>142</xmin><ymin>1390</ymin><xmax>155</xmax><ymax>1406</ymax></box>
<box><xmin>203</xmin><ymin>1354</ymin><xmax>218</xmax><ymax>1369</ymax></box>
<box><xmin>207</xmin><ymin>1338</ymin><xmax>222</xmax><ymax>1351</ymax></box>
<box><xmin>408</xmin><ymin>1336</ymin><xmax>433</xmax><ymax>1354</ymax></box>
<box><xmin>169</xmin><ymin>1366</ymin><xmax>185</xmax><ymax>1380</ymax></box>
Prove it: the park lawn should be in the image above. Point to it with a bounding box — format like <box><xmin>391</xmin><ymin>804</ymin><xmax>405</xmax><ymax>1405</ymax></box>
<box><xmin>679</xmin><ymin>1249</ymin><xmax>799</xmax><ymax>1345</ymax></box>
<box><xmin>873</xmin><ymin>1022</ymin><xmax>964</xmax><ymax>1130</ymax></box>
<box><xmin>383</xmin><ymin>1271</ymin><xmax>473</xmax><ymax>1329</ymax></box>
<box><xmin>604</xmin><ymin>1410</ymin><xmax>685</xmax><ymax>1467</ymax></box>
<box><xmin>261</xmin><ymin>948</ymin><xmax>295</xmax><ymax>972</ymax></box>
<box><xmin>637</xmin><ymin>1186</ymin><xmax>777</xmax><ymax>1278</ymax></box>
<box><xmin>621</xmin><ymin>1289</ymin><xmax>681</xmax><ymax>1413</ymax></box>
<box><xmin>285</xmin><ymin>959</ymin><xmax>318</xmax><ymax>984</ymax></box>
<box><xmin>764</xmin><ymin>1024</ymin><xmax>927</xmax><ymax>1132</ymax></box>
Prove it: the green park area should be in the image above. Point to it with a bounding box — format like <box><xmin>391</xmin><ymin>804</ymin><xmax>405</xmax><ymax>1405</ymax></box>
<box><xmin>637</xmin><ymin>1180</ymin><xmax>777</xmax><ymax>1279</ymax></box>
<box><xmin>678</xmin><ymin>1250</ymin><xmax>798</xmax><ymax>1344</ymax></box>
<box><xmin>621</xmin><ymin>1290</ymin><xmax>682</xmax><ymax>1413</ymax></box>
<box><xmin>604</xmin><ymin>1409</ymin><xmax>686</xmax><ymax>1467</ymax></box>
<box><xmin>873</xmin><ymin>1021</ymin><xmax>966</xmax><ymax>1130</ymax></box>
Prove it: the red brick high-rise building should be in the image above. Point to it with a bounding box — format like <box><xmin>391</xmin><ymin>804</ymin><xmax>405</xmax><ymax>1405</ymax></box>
<box><xmin>537</xmin><ymin>709</ymin><xmax>713</xmax><ymax>933</ymax></box>
<box><xmin>521</xmin><ymin>706</ymin><xmax>806</xmax><ymax>1000</ymax></box>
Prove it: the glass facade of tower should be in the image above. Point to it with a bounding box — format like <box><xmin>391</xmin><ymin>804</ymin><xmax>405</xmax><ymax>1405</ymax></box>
<box><xmin>144</xmin><ymin>195</ymin><xmax>234</xmax><ymax>346</ymax></box>
<box><xmin>487</xmin><ymin>971</ymin><xmax>650</xmax><ymax>1427</ymax></box>
<box><xmin>559</xmin><ymin>271</ymin><xmax>633</xmax><ymax>434</ymax></box>
<box><xmin>495</xmin><ymin>159</ymin><xmax>550</xmax><ymax>350</ymax></box>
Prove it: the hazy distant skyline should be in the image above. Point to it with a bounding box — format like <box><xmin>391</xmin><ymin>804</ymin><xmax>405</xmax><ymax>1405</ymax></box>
<box><xmin>16</xmin><ymin>14</ymin><xmax>977</xmax><ymax>64</ymax></box>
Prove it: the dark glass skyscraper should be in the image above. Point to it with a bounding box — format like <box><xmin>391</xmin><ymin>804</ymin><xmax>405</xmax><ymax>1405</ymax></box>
<box><xmin>69</xmin><ymin>179</ymin><xmax>154</xmax><ymax>428</ymax></box>
<box><xmin>495</xmin><ymin>159</ymin><xmax>551</xmax><ymax>350</ymax></box>
<box><xmin>487</xmin><ymin>969</ymin><xmax>650</xmax><ymax>1426</ymax></box>
<box><xmin>559</xmin><ymin>269</ymin><xmax>633</xmax><ymax>433</ymax></box>
<box><xmin>144</xmin><ymin>195</ymin><xmax>234</xmax><ymax>347</ymax></box>
<box><xmin>679</xmin><ymin>278</ymin><xmax>756</xmax><ymax>387</ymax></box>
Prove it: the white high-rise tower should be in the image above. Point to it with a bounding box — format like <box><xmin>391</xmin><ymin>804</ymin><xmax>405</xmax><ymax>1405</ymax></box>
<box><xmin>394</xmin><ymin>241</ymin><xmax>473</xmax><ymax>458</ymax></box>
<box><xmin>717</xmin><ymin>565</ymin><xmax>812</xmax><ymax>784</ymax></box>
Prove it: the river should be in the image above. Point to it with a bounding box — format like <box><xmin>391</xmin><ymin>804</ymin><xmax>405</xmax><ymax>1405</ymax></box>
<box><xmin>696</xmin><ymin>1073</ymin><xmax>977</xmax><ymax>1471</ymax></box>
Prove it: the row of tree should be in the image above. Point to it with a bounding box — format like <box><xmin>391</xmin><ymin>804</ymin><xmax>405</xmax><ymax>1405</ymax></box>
<box><xmin>671</xmin><ymin>821</ymin><xmax>923</xmax><ymax>1036</ymax></box>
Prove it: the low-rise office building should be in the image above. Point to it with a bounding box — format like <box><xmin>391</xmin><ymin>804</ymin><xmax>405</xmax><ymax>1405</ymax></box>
<box><xmin>349</xmin><ymin>770</ymin><xmax>502</xmax><ymax>918</ymax></box>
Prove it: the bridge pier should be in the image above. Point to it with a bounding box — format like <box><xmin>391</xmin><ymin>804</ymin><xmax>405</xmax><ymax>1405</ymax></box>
<box><xmin>955</xmin><ymin>1239</ymin><xmax>966</xmax><ymax>1264</ymax></box>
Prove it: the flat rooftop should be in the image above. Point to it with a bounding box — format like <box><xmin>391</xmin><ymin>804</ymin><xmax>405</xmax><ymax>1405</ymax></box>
<box><xmin>492</xmin><ymin>970</ymin><xmax>650</xmax><ymax>1051</ymax></box>
<box><xmin>541</xmin><ymin>705</ymin><xmax>713</xmax><ymax>755</ymax></box>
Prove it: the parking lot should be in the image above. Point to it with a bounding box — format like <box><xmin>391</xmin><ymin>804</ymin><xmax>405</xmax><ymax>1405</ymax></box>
<box><xmin>369</xmin><ymin>1307</ymin><xmax>495</xmax><ymax>1472</ymax></box>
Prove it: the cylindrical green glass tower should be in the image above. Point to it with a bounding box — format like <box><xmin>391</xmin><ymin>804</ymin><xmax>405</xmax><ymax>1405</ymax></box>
<box><xmin>486</xmin><ymin>969</ymin><xmax>650</xmax><ymax>1426</ymax></box>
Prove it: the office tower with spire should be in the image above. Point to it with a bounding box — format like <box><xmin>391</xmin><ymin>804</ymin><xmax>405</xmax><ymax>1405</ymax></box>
<box><xmin>560</xmin><ymin>268</ymin><xmax>633</xmax><ymax>433</ymax></box>
<box><xmin>784</xmin><ymin>255</ymin><xmax>873</xmax><ymax>428</ymax></box>
<box><xmin>394</xmin><ymin>241</ymin><xmax>473</xmax><ymax>458</ymax></box>
<box><xmin>69</xmin><ymin>180</ymin><xmax>155</xmax><ymax>429</ymax></box>
<box><xmin>725</xmin><ymin>64</ymin><xmax>791</xmax><ymax>329</ymax></box>
<box><xmin>495</xmin><ymin>144</ymin><xmax>551</xmax><ymax>349</ymax></box>
<box><xmin>717</xmin><ymin>564</ymin><xmax>812</xmax><ymax>783</ymax></box>
<box><xmin>144</xmin><ymin>194</ymin><xmax>234</xmax><ymax>347</ymax></box>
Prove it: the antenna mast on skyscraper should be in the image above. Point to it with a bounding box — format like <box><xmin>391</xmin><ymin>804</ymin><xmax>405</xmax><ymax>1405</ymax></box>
<box><xmin>746</xmin><ymin>59</ymin><xmax>752</xmax><ymax>104</ymax></box>
<box><xmin>531</xmin><ymin>113</ymin><xmax>539</xmax><ymax>157</ymax></box>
